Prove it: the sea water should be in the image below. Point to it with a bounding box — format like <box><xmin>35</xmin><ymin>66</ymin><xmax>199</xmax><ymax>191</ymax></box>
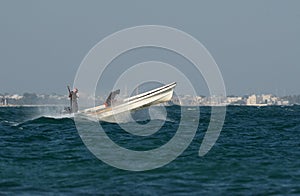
<box><xmin>0</xmin><ymin>106</ymin><xmax>300</xmax><ymax>194</ymax></box>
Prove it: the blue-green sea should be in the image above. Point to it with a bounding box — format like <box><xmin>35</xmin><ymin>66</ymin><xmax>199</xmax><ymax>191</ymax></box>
<box><xmin>1</xmin><ymin>106</ymin><xmax>300</xmax><ymax>195</ymax></box>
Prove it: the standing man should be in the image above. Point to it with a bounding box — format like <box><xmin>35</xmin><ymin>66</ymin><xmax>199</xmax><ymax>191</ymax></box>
<box><xmin>68</xmin><ymin>86</ymin><xmax>79</xmax><ymax>113</ymax></box>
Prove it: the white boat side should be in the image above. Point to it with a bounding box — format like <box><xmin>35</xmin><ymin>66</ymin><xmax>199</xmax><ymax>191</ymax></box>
<box><xmin>81</xmin><ymin>82</ymin><xmax>176</xmax><ymax>121</ymax></box>
<box><xmin>123</xmin><ymin>82</ymin><xmax>176</xmax><ymax>102</ymax></box>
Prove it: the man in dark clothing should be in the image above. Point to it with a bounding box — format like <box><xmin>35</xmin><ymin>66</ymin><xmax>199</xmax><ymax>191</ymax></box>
<box><xmin>104</xmin><ymin>89</ymin><xmax>120</xmax><ymax>107</ymax></box>
<box><xmin>69</xmin><ymin>88</ymin><xmax>79</xmax><ymax>113</ymax></box>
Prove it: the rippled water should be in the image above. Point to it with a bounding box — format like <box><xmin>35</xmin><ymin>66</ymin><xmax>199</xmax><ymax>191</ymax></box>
<box><xmin>1</xmin><ymin>106</ymin><xmax>300</xmax><ymax>194</ymax></box>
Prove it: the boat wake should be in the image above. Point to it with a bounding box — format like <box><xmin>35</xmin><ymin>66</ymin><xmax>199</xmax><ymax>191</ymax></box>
<box><xmin>12</xmin><ymin>105</ymin><xmax>176</xmax><ymax>128</ymax></box>
<box><xmin>13</xmin><ymin>113</ymin><xmax>74</xmax><ymax>128</ymax></box>
<box><xmin>42</xmin><ymin>113</ymin><xmax>74</xmax><ymax>119</ymax></box>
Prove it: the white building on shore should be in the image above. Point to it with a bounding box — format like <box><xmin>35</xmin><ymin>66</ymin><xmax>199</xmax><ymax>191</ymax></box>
<box><xmin>246</xmin><ymin>94</ymin><xmax>257</xmax><ymax>105</ymax></box>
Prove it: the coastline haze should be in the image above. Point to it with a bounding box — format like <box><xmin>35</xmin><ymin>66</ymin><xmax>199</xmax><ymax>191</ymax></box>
<box><xmin>0</xmin><ymin>1</ymin><xmax>299</xmax><ymax>96</ymax></box>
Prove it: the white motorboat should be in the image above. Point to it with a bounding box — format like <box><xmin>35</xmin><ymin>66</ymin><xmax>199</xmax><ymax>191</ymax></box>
<box><xmin>81</xmin><ymin>82</ymin><xmax>176</xmax><ymax>122</ymax></box>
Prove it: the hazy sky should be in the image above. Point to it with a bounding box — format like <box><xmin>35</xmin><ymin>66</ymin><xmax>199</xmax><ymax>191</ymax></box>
<box><xmin>0</xmin><ymin>0</ymin><xmax>299</xmax><ymax>96</ymax></box>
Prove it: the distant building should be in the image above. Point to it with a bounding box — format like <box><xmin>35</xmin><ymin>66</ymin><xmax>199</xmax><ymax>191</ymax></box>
<box><xmin>10</xmin><ymin>94</ymin><xmax>23</xmax><ymax>100</ymax></box>
<box><xmin>246</xmin><ymin>94</ymin><xmax>257</xmax><ymax>105</ymax></box>
<box><xmin>226</xmin><ymin>96</ymin><xmax>243</xmax><ymax>105</ymax></box>
<box><xmin>282</xmin><ymin>100</ymin><xmax>289</xmax><ymax>105</ymax></box>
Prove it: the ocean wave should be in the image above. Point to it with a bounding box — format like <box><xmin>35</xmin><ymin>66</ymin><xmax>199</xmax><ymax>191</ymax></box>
<box><xmin>16</xmin><ymin>116</ymin><xmax>74</xmax><ymax>127</ymax></box>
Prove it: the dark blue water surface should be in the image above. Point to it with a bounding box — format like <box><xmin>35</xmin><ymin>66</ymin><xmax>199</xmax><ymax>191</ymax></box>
<box><xmin>1</xmin><ymin>106</ymin><xmax>300</xmax><ymax>195</ymax></box>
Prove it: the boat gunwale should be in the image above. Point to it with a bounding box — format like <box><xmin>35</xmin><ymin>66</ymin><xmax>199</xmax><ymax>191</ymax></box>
<box><xmin>83</xmin><ymin>82</ymin><xmax>176</xmax><ymax>115</ymax></box>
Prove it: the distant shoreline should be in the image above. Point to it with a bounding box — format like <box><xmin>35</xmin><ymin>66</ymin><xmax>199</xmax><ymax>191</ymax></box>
<box><xmin>0</xmin><ymin>104</ymin><xmax>65</xmax><ymax>107</ymax></box>
<box><xmin>0</xmin><ymin>104</ymin><xmax>297</xmax><ymax>108</ymax></box>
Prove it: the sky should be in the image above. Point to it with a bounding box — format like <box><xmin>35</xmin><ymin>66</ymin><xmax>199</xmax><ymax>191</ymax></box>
<box><xmin>0</xmin><ymin>0</ymin><xmax>299</xmax><ymax>96</ymax></box>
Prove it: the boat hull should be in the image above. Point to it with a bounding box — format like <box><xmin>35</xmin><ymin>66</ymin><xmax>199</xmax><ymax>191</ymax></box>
<box><xmin>81</xmin><ymin>82</ymin><xmax>176</xmax><ymax>122</ymax></box>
